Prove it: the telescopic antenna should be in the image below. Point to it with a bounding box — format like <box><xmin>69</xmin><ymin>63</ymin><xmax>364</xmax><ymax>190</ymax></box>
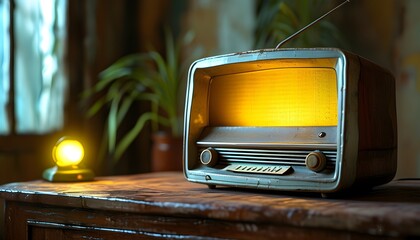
<box><xmin>275</xmin><ymin>0</ymin><xmax>350</xmax><ymax>49</ymax></box>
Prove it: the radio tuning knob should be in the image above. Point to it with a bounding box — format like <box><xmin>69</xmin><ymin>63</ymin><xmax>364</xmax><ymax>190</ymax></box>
<box><xmin>200</xmin><ymin>148</ymin><xmax>218</xmax><ymax>167</ymax></box>
<box><xmin>305</xmin><ymin>151</ymin><xmax>327</xmax><ymax>172</ymax></box>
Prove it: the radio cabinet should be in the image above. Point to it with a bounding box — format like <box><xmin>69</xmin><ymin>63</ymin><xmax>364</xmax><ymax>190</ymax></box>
<box><xmin>184</xmin><ymin>48</ymin><xmax>397</xmax><ymax>192</ymax></box>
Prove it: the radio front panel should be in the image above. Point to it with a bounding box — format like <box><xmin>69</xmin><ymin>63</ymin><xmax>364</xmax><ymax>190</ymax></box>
<box><xmin>196</xmin><ymin>126</ymin><xmax>338</xmax><ymax>182</ymax></box>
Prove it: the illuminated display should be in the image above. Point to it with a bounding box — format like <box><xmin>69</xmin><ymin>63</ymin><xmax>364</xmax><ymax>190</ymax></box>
<box><xmin>208</xmin><ymin>68</ymin><xmax>337</xmax><ymax>127</ymax></box>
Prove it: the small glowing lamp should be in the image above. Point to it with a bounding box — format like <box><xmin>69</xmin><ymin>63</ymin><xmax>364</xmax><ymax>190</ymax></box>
<box><xmin>43</xmin><ymin>137</ymin><xmax>94</xmax><ymax>182</ymax></box>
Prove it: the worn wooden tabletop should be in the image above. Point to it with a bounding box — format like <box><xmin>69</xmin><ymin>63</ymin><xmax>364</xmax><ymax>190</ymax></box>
<box><xmin>1</xmin><ymin>172</ymin><xmax>419</xmax><ymax>238</ymax></box>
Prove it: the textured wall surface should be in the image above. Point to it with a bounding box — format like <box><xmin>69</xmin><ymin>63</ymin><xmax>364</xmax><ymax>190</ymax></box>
<box><xmin>184</xmin><ymin>0</ymin><xmax>255</xmax><ymax>56</ymax></box>
<box><xmin>396</xmin><ymin>0</ymin><xmax>420</xmax><ymax>178</ymax></box>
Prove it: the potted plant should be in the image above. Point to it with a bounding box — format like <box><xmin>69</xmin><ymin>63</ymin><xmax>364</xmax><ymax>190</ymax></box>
<box><xmin>86</xmin><ymin>30</ymin><xmax>192</xmax><ymax>171</ymax></box>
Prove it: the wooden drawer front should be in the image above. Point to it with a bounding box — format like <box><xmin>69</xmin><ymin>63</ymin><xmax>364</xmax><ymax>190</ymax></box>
<box><xmin>5</xmin><ymin>201</ymin><xmax>400</xmax><ymax>240</ymax></box>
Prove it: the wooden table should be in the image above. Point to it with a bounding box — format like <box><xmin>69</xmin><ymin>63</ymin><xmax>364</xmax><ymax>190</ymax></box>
<box><xmin>0</xmin><ymin>172</ymin><xmax>419</xmax><ymax>239</ymax></box>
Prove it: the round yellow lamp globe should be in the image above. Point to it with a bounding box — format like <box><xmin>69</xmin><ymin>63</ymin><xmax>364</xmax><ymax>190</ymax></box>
<box><xmin>52</xmin><ymin>139</ymin><xmax>85</xmax><ymax>167</ymax></box>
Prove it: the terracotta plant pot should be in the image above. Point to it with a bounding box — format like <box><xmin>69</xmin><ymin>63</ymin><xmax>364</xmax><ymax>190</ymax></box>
<box><xmin>151</xmin><ymin>132</ymin><xmax>183</xmax><ymax>172</ymax></box>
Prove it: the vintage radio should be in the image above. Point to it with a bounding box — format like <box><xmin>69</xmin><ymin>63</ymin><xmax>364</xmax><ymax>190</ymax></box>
<box><xmin>183</xmin><ymin>48</ymin><xmax>397</xmax><ymax>193</ymax></box>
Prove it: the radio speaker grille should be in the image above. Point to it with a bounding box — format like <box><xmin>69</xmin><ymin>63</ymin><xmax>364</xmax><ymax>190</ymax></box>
<box><xmin>205</xmin><ymin>148</ymin><xmax>337</xmax><ymax>169</ymax></box>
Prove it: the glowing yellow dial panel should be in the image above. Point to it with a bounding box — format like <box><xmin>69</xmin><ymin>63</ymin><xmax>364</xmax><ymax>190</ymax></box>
<box><xmin>208</xmin><ymin>68</ymin><xmax>337</xmax><ymax>127</ymax></box>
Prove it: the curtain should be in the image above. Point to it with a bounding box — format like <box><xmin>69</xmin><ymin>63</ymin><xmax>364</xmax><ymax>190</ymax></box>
<box><xmin>13</xmin><ymin>0</ymin><xmax>66</xmax><ymax>133</ymax></box>
<box><xmin>0</xmin><ymin>0</ymin><xmax>10</xmax><ymax>134</ymax></box>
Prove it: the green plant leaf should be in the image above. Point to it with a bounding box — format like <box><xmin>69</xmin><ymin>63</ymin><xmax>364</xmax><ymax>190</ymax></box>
<box><xmin>107</xmin><ymin>80</ymin><xmax>130</xmax><ymax>153</ymax></box>
<box><xmin>164</xmin><ymin>27</ymin><xmax>177</xmax><ymax>75</ymax></box>
<box><xmin>278</xmin><ymin>2</ymin><xmax>299</xmax><ymax>28</ymax></box>
<box><xmin>114</xmin><ymin>112</ymin><xmax>159</xmax><ymax>161</ymax></box>
<box><xmin>86</xmin><ymin>94</ymin><xmax>110</xmax><ymax>118</ymax></box>
<box><xmin>108</xmin><ymin>93</ymin><xmax>120</xmax><ymax>153</ymax></box>
<box><xmin>95</xmin><ymin>68</ymin><xmax>131</xmax><ymax>92</ymax></box>
<box><xmin>116</xmin><ymin>81</ymin><xmax>143</xmax><ymax>125</ymax></box>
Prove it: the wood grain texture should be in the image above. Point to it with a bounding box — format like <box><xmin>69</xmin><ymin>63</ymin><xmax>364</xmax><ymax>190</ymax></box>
<box><xmin>357</xmin><ymin>56</ymin><xmax>397</xmax><ymax>151</ymax></box>
<box><xmin>355</xmin><ymin>55</ymin><xmax>398</xmax><ymax>186</ymax></box>
<box><xmin>1</xmin><ymin>172</ymin><xmax>419</xmax><ymax>239</ymax></box>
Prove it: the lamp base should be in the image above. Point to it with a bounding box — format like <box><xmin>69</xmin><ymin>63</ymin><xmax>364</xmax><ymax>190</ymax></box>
<box><xmin>43</xmin><ymin>166</ymin><xmax>95</xmax><ymax>182</ymax></box>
